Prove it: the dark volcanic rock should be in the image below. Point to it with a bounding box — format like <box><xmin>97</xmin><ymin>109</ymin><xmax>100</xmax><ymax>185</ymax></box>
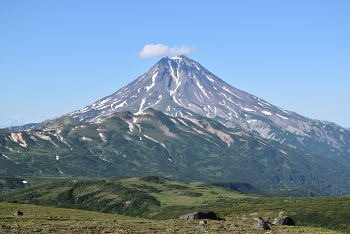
<box><xmin>12</xmin><ymin>211</ymin><xmax>23</xmax><ymax>216</ymax></box>
<box><xmin>272</xmin><ymin>216</ymin><xmax>296</xmax><ymax>226</ymax></box>
<box><xmin>179</xmin><ymin>210</ymin><xmax>219</xmax><ymax>220</ymax></box>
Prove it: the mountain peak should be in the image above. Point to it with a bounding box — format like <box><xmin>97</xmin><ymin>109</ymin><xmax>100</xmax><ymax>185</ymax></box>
<box><xmin>67</xmin><ymin>55</ymin><xmax>291</xmax><ymax>126</ymax></box>
<box><xmin>26</xmin><ymin>55</ymin><xmax>350</xmax><ymax>165</ymax></box>
<box><xmin>9</xmin><ymin>55</ymin><xmax>350</xmax><ymax>166</ymax></box>
<box><xmin>67</xmin><ymin>55</ymin><xmax>297</xmax><ymax>120</ymax></box>
<box><xmin>169</xmin><ymin>55</ymin><xmax>186</xmax><ymax>60</ymax></box>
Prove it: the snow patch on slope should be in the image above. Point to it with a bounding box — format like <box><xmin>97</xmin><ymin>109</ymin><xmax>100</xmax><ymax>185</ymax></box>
<box><xmin>113</xmin><ymin>100</ymin><xmax>127</xmax><ymax>109</ymax></box>
<box><xmin>276</xmin><ymin>114</ymin><xmax>289</xmax><ymax>120</ymax></box>
<box><xmin>261</xmin><ymin>110</ymin><xmax>272</xmax><ymax>115</ymax></box>
<box><xmin>146</xmin><ymin>72</ymin><xmax>158</xmax><ymax>91</ymax></box>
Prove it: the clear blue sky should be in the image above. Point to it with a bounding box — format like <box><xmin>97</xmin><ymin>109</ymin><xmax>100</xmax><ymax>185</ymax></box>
<box><xmin>1</xmin><ymin>0</ymin><xmax>349</xmax><ymax>128</ymax></box>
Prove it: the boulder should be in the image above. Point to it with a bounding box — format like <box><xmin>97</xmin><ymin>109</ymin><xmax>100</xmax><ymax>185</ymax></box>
<box><xmin>252</xmin><ymin>218</ymin><xmax>270</xmax><ymax>230</ymax></box>
<box><xmin>11</xmin><ymin>223</ymin><xmax>20</xmax><ymax>228</ymax></box>
<box><xmin>179</xmin><ymin>210</ymin><xmax>219</xmax><ymax>220</ymax></box>
<box><xmin>12</xmin><ymin>211</ymin><xmax>23</xmax><ymax>216</ymax></box>
<box><xmin>272</xmin><ymin>216</ymin><xmax>295</xmax><ymax>226</ymax></box>
<box><xmin>198</xmin><ymin>220</ymin><xmax>207</xmax><ymax>224</ymax></box>
<box><xmin>230</xmin><ymin>223</ymin><xmax>239</xmax><ymax>228</ymax></box>
<box><xmin>212</xmin><ymin>223</ymin><xmax>225</xmax><ymax>229</ymax></box>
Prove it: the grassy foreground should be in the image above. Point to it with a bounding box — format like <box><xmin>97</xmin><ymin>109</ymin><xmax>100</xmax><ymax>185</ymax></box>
<box><xmin>2</xmin><ymin>176</ymin><xmax>350</xmax><ymax>233</ymax></box>
<box><xmin>0</xmin><ymin>202</ymin><xmax>343</xmax><ymax>234</ymax></box>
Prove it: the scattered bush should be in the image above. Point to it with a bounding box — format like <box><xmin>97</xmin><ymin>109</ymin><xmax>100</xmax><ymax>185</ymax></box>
<box><xmin>180</xmin><ymin>191</ymin><xmax>202</xmax><ymax>197</ymax></box>
<box><xmin>5</xmin><ymin>199</ymin><xmax>17</xmax><ymax>203</ymax></box>
<box><xmin>166</xmin><ymin>184</ymin><xmax>190</xmax><ymax>190</ymax></box>
<box><xmin>139</xmin><ymin>176</ymin><xmax>165</xmax><ymax>184</ymax></box>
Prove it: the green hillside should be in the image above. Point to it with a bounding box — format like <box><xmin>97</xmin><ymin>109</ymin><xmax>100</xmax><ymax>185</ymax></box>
<box><xmin>0</xmin><ymin>176</ymin><xmax>249</xmax><ymax>218</ymax></box>
<box><xmin>0</xmin><ymin>176</ymin><xmax>78</xmax><ymax>195</ymax></box>
<box><xmin>262</xmin><ymin>185</ymin><xmax>330</xmax><ymax>197</ymax></box>
<box><xmin>1</xmin><ymin>176</ymin><xmax>350</xmax><ymax>233</ymax></box>
<box><xmin>1</xmin><ymin>110</ymin><xmax>350</xmax><ymax>195</ymax></box>
<box><xmin>0</xmin><ymin>177</ymin><xmax>29</xmax><ymax>195</ymax></box>
<box><xmin>205</xmin><ymin>180</ymin><xmax>330</xmax><ymax>197</ymax></box>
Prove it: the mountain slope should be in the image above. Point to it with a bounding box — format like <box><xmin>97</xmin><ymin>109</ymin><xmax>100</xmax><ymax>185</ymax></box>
<box><xmin>19</xmin><ymin>55</ymin><xmax>346</xmax><ymax>165</ymax></box>
<box><xmin>8</xmin><ymin>56</ymin><xmax>350</xmax><ymax>164</ymax></box>
<box><xmin>2</xmin><ymin>109</ymin><xmax>350</xmax><ymax>195</ymax></box>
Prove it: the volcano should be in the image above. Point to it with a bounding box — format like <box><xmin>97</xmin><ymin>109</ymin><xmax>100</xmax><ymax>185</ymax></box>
<box><xmin>63</xmin><ymin>55</ymin><xmax>350</xmax><ymax>164</ymax></box>
<box><xmin>11</xmin><ymin>55</ymin><xmax>350</xmax><ymax>164</ymax></box>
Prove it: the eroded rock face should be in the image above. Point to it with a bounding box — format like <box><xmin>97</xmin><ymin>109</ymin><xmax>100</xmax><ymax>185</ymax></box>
<box><xmin>179</xmin><ymin>210</ymin><xmax>219</xmax><ymax>220</ymax></box>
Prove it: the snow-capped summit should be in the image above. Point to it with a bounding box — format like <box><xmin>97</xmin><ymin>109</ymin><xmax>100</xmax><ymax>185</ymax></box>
<box><xmin>68</xmin><ymin>55</ymin><xmax>299</xmax><ymax>124</ymax></box>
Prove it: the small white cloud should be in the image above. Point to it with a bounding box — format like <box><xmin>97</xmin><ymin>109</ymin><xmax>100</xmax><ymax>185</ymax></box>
<box><xmin>11</xmin><ymin>115</ymin><xmax>21</xmax><ymax>120</ymax></box>
<box><xmin>138</xmin><ymin>44</ymin><xmax>196</xmax><ymax>58</ymax></box>
<box><xmin>3</xmin><ymin>115</ymin><xmax>21</xmax><ymax>124</ymax></box>
<box><xmin>0</xmin><ymin>115</ymin><xmax>22</xmax><ymax>128</ymax></box>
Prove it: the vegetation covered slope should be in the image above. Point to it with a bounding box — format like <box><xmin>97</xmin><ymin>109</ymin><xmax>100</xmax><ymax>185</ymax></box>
<box><xmin>1</xmin><ymin>109</ymin><xmax>350</xmax><ymax>195</ymax></box>
<box><xmin>0</xmin><ymin>176</ymin><xmax>249</xmax><ymax>218</ymax></box>
<box><xmin>205</xmin><ymin>180</ymin><xmax>330</xmax><ymax>197</ymax></box>
<box><xmin>0</xmin><ymin>201</ymin><xmax>345</xmax><ymax>234</ymax></box>
<box><xmin>0</xmin><ymin>176</ymin><xmax>84</xmax><ymax>196</ymax></box>
<box><xmin>0</xmin><ymin>177</ymin><xmax>30</xmax><ymax>195</ymax></box>
<box><xmin>0</xmin><ymin>175</ymin><xmax>329</xmax><ymax>199</ymax></box>
<box><xmin>2</xmin><ymin>176</ymin><xmax>350</xmax><ymax>233</ymax></box>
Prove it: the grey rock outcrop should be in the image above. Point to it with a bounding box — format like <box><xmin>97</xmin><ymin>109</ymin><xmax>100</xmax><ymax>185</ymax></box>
<box><xmin>252</xmin><ymin>218</ymin><xmax>271</xmax><ymax>230</ymax></box>
<box><xmin>11</xmin><ymin>223</ymin><xmax>20</xmax><ymax>228</ymax></box>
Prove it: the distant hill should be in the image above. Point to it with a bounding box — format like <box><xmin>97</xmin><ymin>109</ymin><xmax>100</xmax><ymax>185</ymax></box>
<box><xmin>0</xmin><ymin>175</ymin><xmax>249</xmax><ymax>218</ymax></box>
<box><xmin>204</xmin><ymin>180</ymin><xmax>262</xmax><ymax>194</ymax></box>
<box><xmin>0</xmin><ymin>177</ymin><xmax>29</xmax><ymax>195</ymax></box>
<box><xmin>0</xmin><ymin>176</ymin><xmax>330</xmax><ymax>198</ymax></box>
<box><xmin>205</xmin><ymin>180</ymin><xmax>329</xmax><ymax>197</ymax></box>
<box><xmin>0</xmin><ymin>176</ymin><xmax>81</xmax><ymax>195</ymax></box>
<box><xmin>261</xmin><ymin>185</ymin><xmax>330</xmax><ymax>197</ymax></box>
